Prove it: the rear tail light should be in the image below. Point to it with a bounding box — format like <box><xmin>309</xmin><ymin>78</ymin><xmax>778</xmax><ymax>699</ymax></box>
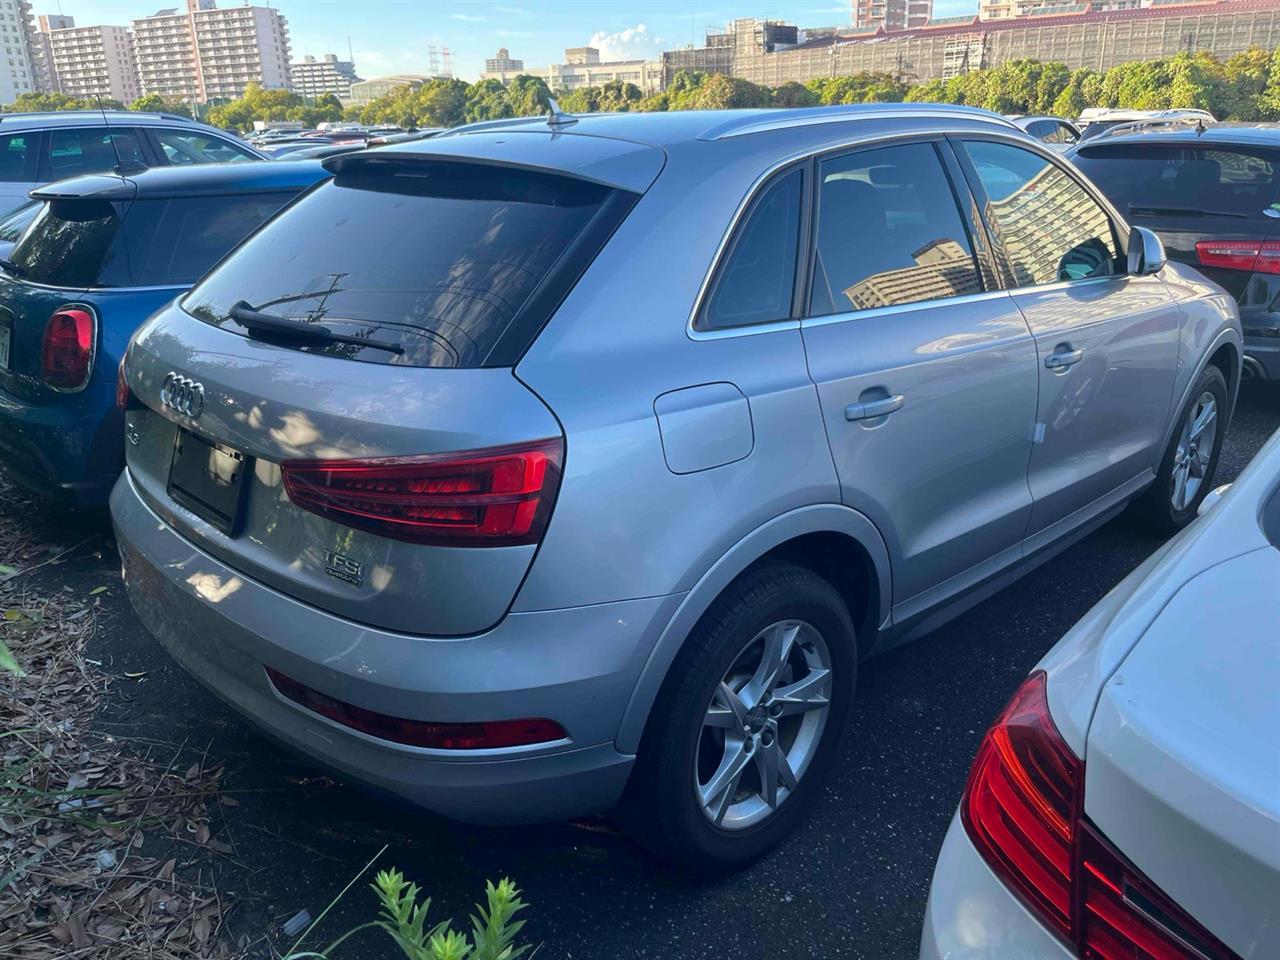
<box><xmin>963</xmin><ymin>672</ymin><xmax>1240</xmax><ymax>959</ymax></box>
<box><xmin>1195</xmin><ymin>239</ymin><xmax>1280</xmax><ymax>275</ymax></box>
<box><xmin>280</xmin><ymin>438</ymin><xmax>563</xmax><ymax>547</ymax></box>
<box><xmin>41</xmin><ymin>307</ymin><xmax>96</xmax><ymax>391</ymax></box>
<box><xmin>265</xmin><ymin>667</ymin><xmax>566</xmax><ymax>749</ymax></box>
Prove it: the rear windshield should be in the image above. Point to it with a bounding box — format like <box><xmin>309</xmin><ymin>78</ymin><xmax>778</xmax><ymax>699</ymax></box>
<box><xmin>182</xmin><ymin>160</ymin><xmax>619</xmax><ymax>368</ymax></box>
<box><xmin>1074</xmin><ymin>144</ymin><xmax>1280</xmax><ymax>220</ymax></box>
<box><xmin>121</xmin><ymin>192</ymin><xmax>297</xmax><ymax>286</ymax></box>
<box><xmin>9</xmin><ymin>199</ymin><xmax>126</xmax><ymax>288</ymax></box>
<box><xmin>7</xmin><ymin>192</ymin><xmax>298</xmax><ymax>289</ymax></box>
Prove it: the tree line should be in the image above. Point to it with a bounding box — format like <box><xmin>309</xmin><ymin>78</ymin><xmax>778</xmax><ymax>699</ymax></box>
<box><xmin>4</xmin><ymin>47</ymin><xmax>1280</xmax><ymax>131</ymax></box>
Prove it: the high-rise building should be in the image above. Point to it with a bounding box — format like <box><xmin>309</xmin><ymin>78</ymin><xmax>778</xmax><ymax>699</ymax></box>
<box><xmin>49</xmin><ymin>25</ymin><xmax>140</xmax><ymax>103</ymax></box>
<box><xmin>484</xmin><ymin>47</ymin><xmax>523</xmax><ymax>73</ymax></box>
<box><xmin>29</xmin><ymin>13</ymin><xmax>73</xmax><ymax>92</ymax></box>
<box><xmin>851</xmin><ymin>0</ymin><xmax>933</xmax><ymax>31</ymax></box>
<box><xmin>132</xmin><ymin>0</ymin><xmax>290</xmax><ymax>103</ymax></box>
<box><xmin>0</xmin><ymin>0</ymin><xmax>36</xmax><ymax>103</ymax></box>
<box><xmin>291</xmin><ymin>53</ymin><xmax>359</xmax><ymax>99</ymax></box>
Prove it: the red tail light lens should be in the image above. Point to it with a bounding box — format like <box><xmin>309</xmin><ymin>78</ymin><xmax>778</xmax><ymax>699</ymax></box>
<box><xmin>963</xmin><ymin>672</ymin><xmax>1241</xmax><ymax>959</ymax></box>
<box><xmin>265</xmin><ymin>667</ymin><xmax>566</xmax><ymax>749</ymax></box>
<box><xmin>280</xmin><ymin>438</ymin><xmax>563</xmax><ymax>547</ymax></box>
<box><xmin>962</xmin><ymin>671</ymin><xmax>1081</xmax><ymax>937</ymax></box>
<box><xmin>1195</xmin><ymin>239</ymin><xmax>1280</xmax><ymax>275</ymax></box>
<box><xmin>41</xmin><ymin>307</ymin><xmax>96</xmax><ymax>391</ymax></box>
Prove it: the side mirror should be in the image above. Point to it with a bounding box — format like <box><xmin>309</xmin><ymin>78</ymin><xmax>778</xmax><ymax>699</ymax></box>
<box><xmin>1127</xmin><ymin>226</ymin><xmax>1166</xmax><ymax>276</ymax></box>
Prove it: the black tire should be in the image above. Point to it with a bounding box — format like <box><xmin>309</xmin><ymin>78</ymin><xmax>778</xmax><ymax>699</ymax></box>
<box><xmin>617</xmin><ymin>562</ymin><xmax>857</xmax><ymax>876</ymax></box>
<box><xmin>1133</xmin><ymin>363</ymin><xmax>1228</xmax><ymax>535</ymax></box>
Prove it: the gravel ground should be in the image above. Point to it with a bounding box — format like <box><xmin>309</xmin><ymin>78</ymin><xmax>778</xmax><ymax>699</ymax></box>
<box><xmin>12</xmin><ymin>381</ymin><xmax>1278</xmax><ymax>960</ymax></box>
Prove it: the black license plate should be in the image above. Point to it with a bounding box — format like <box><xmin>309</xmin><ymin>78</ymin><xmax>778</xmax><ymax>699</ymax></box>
<box><xmin>167</xmin><ymin>428</ymin><xmax>249</xmax><ymax>535</ymax></box>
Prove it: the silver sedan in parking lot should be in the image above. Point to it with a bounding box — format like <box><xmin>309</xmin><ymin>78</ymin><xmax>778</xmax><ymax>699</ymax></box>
<box><xmin>920</xmin><ymin>429</ymin><xmax>1280</xmax><ymax>959</ymax></box>
<box><xmin>111</xmin><ymin>102</ymin><xmax>1241</xmax><ymax>874</ymax></box>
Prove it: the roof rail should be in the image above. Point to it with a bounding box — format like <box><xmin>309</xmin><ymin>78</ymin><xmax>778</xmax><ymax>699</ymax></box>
<box><xmin>699</xmin><ymin>103</ymin><xmax>1020</xmax><ymax>141</ymax></box>
<box><xmin>1095</xmin><ymin>115</ymin><xmax>1211</xmax><ymax>139</ymax></box>
<box><xmin>0</xmin><ymin>109</ymin><xmax>197</xmax><ymax>123</ymax></box>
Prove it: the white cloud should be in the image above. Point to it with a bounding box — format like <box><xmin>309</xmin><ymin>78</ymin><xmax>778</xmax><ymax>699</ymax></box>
<box><xmin>587</xmin><ymin>23</ymin><xmax>667</xmax><ymax>62</ymax></box>
<box><xmin>451</xmin><ymin>13</ymin><xmax>487</xmax><ymax>21</ymax></box>
<box><xmin>495</xmin><ymin>4</ymin><xmax>533</xmax><ymax>17</ymax></box>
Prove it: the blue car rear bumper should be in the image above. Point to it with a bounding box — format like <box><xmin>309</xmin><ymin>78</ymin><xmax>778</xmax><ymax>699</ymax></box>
<box><xmin>0</xmin><ymin>379</ymin><xmax>123</xmax><ymax>504</ymax></box>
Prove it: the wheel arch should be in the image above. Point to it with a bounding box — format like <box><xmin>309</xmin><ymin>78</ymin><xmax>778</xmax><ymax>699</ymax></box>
<box><xmin>614</xmin><ymin>503</ymin><xmax>892</xmax><ymax>754</ymax></box>
<box><xmin>1160</xmin><ymin>325</ymin><xmax>1242</xmax><ymax>456</ymax></box>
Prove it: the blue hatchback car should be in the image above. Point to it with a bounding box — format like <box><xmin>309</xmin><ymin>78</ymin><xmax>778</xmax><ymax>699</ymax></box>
<box><xmin>0</xmin><ymin>160</ymin><xmax>329</xmax><ymax>503</ymax></box>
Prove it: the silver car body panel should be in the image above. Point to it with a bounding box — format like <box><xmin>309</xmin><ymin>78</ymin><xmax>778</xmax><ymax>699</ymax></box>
<box><xmin>113</xmin><ymin>105</ymin><xmax>1243</xmax><ymax>821</ymax></box>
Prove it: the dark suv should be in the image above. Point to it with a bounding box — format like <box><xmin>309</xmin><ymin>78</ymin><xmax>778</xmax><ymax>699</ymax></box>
<box><xmin>1069</xmin><ymin>124</ymin><xmax>1280</xmax><ymax>381</ymax></box>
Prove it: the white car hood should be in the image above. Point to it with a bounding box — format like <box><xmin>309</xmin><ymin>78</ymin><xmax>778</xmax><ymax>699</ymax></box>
<box><xmin>1084</xmin><ymin>547</ymin><xmax>1280</xmax><ymax>959</ymax></box>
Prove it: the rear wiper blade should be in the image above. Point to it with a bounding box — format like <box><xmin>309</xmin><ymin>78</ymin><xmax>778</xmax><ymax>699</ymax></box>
<box><xmin>1127</xmin><ymin>203</ymin><xmax>1248</xmax><ymax>220</ymax></box>
<box><xmin>0</xmin><ymin>257</ymin><xmax>24</xmax><ymax>277</ymax></box>
<box><xmin>227</xmin><ymin>301</ymin><xmax>404</xmax><ymax>356</ymax></box>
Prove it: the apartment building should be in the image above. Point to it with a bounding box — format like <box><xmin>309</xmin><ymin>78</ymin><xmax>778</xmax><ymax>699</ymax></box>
<box><xmin>978</xmin><ymin>0</ymin><xmax>1147</xmax><ymax>19</ymax></box>
<box><xmin>852</xmin><ymin>0</ymin><xmax>933</xmax><ymax>31</ymax></box>
<box><xmin>667</xmin><ymin>0</ymin><xmax>1280</xmax><ymax>84</ymax></box>
<box><xmin>49</xmin><ymin>25</ymin><xmax>140</xmax><ymax>103</ymax></box>
<box><xmin>484</xmin><ymin>47</ymin><xmax>523</xmax><ymax>73</ymax></box>
<box><xmin>0</xmin><ymin>0</ymin><xmax>35</xmax><ymax>103</ymax></box>
<box><xmin>482</xmin><ymin>45</ymin><xmax>665</xmax><ymax>94</ymax></box>
<box><xmin>29</xmin><ymin>12</ymin><xmax>72</xmax><ymax>92</ymax></box>
<box><xmin>291</xmin><ymin>53</ymin><xmax>359</xmax><ymax>99</ymax></box>
<box><xmin>132</xmin><ymin>0</ymin><xmax>290</xmax><ymax>103</ymax></box>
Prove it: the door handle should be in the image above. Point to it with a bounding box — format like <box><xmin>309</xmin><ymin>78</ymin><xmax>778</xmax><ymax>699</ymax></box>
<box><xmin>845</xmin><ymin>394</ymin><xmax>905</xmax><ymax>422</ymax></box>
<box><xmin>1045</xmin><ymin>348</ymin><xmax>1084</xmax><ymax>371</ymax></box>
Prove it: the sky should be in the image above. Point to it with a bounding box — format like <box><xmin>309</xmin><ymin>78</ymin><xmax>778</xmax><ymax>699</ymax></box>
<box><xmin>37</xmin><ymin>0</ymin><xmax>980</xmax><ymax>82</ymax></box>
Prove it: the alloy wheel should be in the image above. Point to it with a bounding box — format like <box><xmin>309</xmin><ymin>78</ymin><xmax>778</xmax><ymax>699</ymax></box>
<box><xmin>695</xmin><ymin>620</ymin><xmax>832</xmax><ymax>830</ymax></box>
<box><xmin>1171</xmin><ymin>391</ymin><xmax>1218</xmax><ymax>513</ymax></box>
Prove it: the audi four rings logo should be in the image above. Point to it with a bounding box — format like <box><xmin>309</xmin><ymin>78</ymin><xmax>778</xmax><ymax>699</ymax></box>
<box><xmin>161</xmin><ymin>372</ymin><xmax>205</xmax><ymax>419</ymax></box>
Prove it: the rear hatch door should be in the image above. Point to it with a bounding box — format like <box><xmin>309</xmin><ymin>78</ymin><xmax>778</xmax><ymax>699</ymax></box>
<box><xmin>124</xmin><ymin>139</ymin><xmax>657</xmax><ymax>636</ymax></box>
<box><xmin>1072</xmin><ymin>139</ymin><xmax>1280</xmax><ymax>300</ymax></box>
<box><xmin>1083</xmin><ymin>547</ymin><xmax>1280</xmax><ymax>958</ymax></box>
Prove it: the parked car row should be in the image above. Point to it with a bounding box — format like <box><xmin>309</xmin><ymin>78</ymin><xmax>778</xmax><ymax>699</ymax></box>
<box><xmin>0</xmin><ymin>101</ymin><xmax>1270</xmax><ymax>959</ymax></box>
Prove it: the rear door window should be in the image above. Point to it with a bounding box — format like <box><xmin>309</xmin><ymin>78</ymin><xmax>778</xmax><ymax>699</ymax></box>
<box><xmin>9</xmin><ymin>199</ymin><xmax>129</xmax><ymax>288</ymax></box>
<box><xmin>699</xmin><ymin>168</ymin><xmax>803</xmax><ymax>330</ymax></box>
<box><xmin>1072</xmin><ymin>143</ymin><xmax>1280</xmax><ymax>221</ymax></box>
<box><xmin>183</xmin><ymin>161</ymin><xmax>624</xmax><ymax>368</ymax></box>
<box><xmin>150</xmin><ymin>129</ymin><xmax>259</xmax><ymax>165</ymax></box>
<box><xmin>0</xmin><ymin>133</ymin><xmax>37</xmax><ymax>182</ymax></box>
<box><xmin>808</xmin><ymin>141</ymin><xmax>983</xmax><ymax>317</ymax></box>
<box><xmin>41</xmin><ymin>127</ymin><xmax>146</xmax><ymax>181</ymax></box>
<box><xmin>121</xmin><ymin>192</ymin><xmax>297</xmax><ymax>286</ymax></box>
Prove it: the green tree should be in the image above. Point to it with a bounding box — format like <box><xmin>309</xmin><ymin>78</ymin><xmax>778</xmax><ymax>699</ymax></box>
<box><xmin>129</xmin><ymin>92</ymin><xmax>192</xmax><ymax>117</ymax></box>
<box><xmin>506</xmin><ymin>74</ymin><xmax>553</xmax><ymax>117</ymax></box>
<box><xmin>772</xmin><ymin>81</ymin><xmax>819</xmax><ymax>107</ymax></box>
<box><xmin>416</xmin><ymin>78</ymin><xmax>470</xmax><ymax>127</ymax></box>
<box><xmin>463</xmin><ymin>78</ymin><xmax>513</xmax><ymax>122</ymax></box>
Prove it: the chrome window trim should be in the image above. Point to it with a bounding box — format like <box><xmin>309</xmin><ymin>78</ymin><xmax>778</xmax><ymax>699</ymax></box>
<box><xmin>689</xmin><ymin>130</ymin><xmax>995</xmax><ymax>342</ymax></box>
<box><xmin>800</xmin><ymin>288</ymin><xmax>1016</xmax><ymax>330</ymax></box>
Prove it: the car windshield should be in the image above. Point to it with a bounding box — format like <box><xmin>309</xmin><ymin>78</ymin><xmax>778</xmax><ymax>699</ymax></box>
<box><xmin>1073</xmin><ymin>143</ymin><xmax>1280</xmax><ymax>220</ymax></box>
<box><xmin>182</xmin><ymin>160</ymin><xmax>618</xmax><ymax>368</ymax></box>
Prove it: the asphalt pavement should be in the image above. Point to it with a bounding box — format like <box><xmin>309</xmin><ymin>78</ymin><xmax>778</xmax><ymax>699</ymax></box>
<box><xmin>22</xmin><ymin>381</ymin><xmax>1280</xmax><ymax>960</ymax></box>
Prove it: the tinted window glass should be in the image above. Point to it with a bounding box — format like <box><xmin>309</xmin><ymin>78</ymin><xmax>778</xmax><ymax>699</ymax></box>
<box><xmin>184</xmin><ymin>162</ymin><xmax>615</xmax><ymax>368</ymax></box>
<box><xmin>1027</xmin><ymin>120</ymin><xmax>1054</xmax><ymax>141</ymax></box>
<box><xmin>1054</xmin><ymin>123</ymin><xmax>1079</xmax><ymax>145</ymax></box>
<box><xmin>1072</xmin><ymin>143</ymin><xmax>1280</xmax><ymax>221</ymax></box>
<box><xmin>43</xmin><ymin>128</ymin><xmax>145</xmax><ymax>180</ymax></box>
<box><xmin>153</xmin><ymin>129</ymin><xmax>258</xmax><ymax>165</ymax></box>
<box><xmin>10</xmin><ymin>199</ymin><xmax>126</xmax><ymax>288</ymax></box>
<box><xmin>809</xmin><ymin>142</ymin><xmax>982</xmax><ymax>317</ymax></box>
<box><xmin>0</xmin><ymin>200</ymin><xmax>40</xmax><ymax>243</ymax></box>
<box><xmin>0</xmin><ymin>133</ymin><xmax>34</xmax><ymax>183</ymax></box>
<box><xmin>123</xmin><ymin>192</ymin><xmax>295</xmax><ymax>286</ymax></box>
<box><xmin>964</xmin><ymin>140</ymin><xmax>1118</xmax><ymax>287</ymax></box>
<box><xmin>700</xmin><ymin>169</ymin><xmax>802</xmax><ymax>330</ymax></box>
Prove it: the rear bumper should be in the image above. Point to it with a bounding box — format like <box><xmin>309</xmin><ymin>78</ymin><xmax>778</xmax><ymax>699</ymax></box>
<box><xmin>920</xmin><ymin>814</ymin><xmax>1073</xmax><ymax>959</ymax></box>
<box><xmin>111</xmin><ymin>469</ymin><xmax>682</xmax><ymax>825</ymax></box>
<box><xmin>0</xmin><ymin>381</ymin><xmax>121</xmax><ymax>504</ymax></box>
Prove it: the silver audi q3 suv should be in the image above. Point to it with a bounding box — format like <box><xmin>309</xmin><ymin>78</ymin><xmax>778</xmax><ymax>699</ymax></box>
<box><xmin>111</xmin><ymin>103</ymin><xmax>1241</xmax><ymax>873</ymax></box>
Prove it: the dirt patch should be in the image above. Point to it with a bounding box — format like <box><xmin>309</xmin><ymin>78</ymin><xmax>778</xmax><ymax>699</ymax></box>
<box><xmin>0</xmin><ymin>479</ymin><xmax>249</xmax><ymax>959</ymax></box>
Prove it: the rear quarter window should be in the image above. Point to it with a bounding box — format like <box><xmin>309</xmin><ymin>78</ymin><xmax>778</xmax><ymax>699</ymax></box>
<box><xmin>9</xmin><ymin>199</ymin><xmax>128</xmax><ymax>288</ymax></box>
<box><xmin>182</xmin><ymin>160</ymin><xmax>631</xmax><ymax>368</ymax></box>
